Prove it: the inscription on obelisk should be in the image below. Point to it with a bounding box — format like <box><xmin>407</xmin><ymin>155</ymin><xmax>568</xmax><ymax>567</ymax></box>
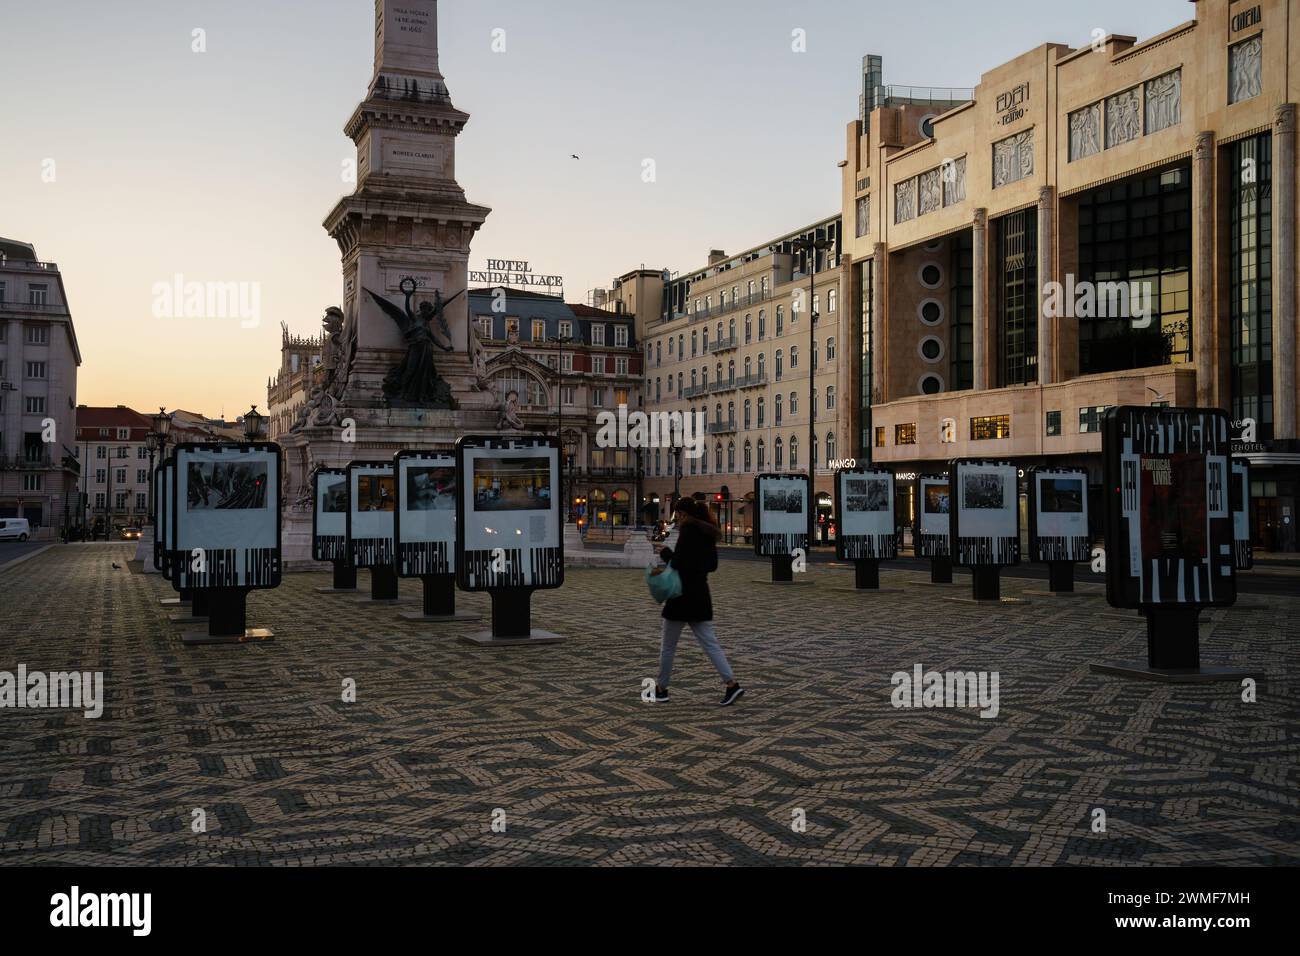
<box><xmin>372</xmin><ymin>0</ymin><xmax>442</xmax><ymax>95</ymax></box>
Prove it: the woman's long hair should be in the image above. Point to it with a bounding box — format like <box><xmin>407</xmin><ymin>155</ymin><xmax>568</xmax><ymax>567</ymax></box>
<box><xmin>677</xmin><ymin>497</ymin><xmax>722</xmax><ymax>541</ymax></box>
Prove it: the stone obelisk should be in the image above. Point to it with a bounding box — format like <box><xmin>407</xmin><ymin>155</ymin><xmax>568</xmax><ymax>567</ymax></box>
<box><xmin>280</xmin><ymin>0</ymin><xmax>496</xmax><ymax>567</ymax></box>
<box><xmin>324</xmin><ymin>0</ymin><xmax>491</xmax><ymax>406</ymax></box>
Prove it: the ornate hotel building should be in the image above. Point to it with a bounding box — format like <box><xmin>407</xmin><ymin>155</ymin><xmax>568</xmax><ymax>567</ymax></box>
<box><xmin>616</xmin><ymin>219</ymin><xmax>852</xmax><ymax>535</ymax></box>
<box><xmin>841</xmin><ymin>0</ymin><xmax>1299</xmax><ymax>551</ymax></box>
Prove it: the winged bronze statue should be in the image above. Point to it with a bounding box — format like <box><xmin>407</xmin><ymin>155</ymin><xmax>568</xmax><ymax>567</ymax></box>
<box><xmin>364</xmin><ymin>278</ymin><xmax>464</xmax><ymax>408</ymax></box>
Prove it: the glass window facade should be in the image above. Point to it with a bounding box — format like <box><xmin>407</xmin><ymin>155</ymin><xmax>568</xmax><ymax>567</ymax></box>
<box><xmin>1230</xmin><ymin>133</ymin><xmax>1273</xmax><ymax>440</ymax></box>
<box><xmin>1077</xmin><ymin>164</ymin><xmax>1192</xmax><ymax>374</ymax></box>
<box><xmin>996</xmin><ymin>208</ymin><xmax>1038</xmax><ymax>386</ymax></box>
<box><xmin>949</xmin><ymin>231</ymin><xmax>974</xmax><ymax>390</ymax></box>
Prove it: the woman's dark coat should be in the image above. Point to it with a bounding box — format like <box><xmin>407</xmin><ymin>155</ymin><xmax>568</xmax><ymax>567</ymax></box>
<box><xmin>660</xmin><ymin>519</ymin><xmax>719</xmax><ymax>622</ymax></box>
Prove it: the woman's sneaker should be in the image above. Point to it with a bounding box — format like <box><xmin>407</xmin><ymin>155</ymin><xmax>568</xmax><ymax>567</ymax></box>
<box><xmin>720</xmin><ymin>683</ymin><xmax>745</xmax><ymax>706</ymax></box>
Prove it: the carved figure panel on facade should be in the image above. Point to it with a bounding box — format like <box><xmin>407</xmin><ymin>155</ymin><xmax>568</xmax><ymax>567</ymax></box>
<box><xmin>918</xmin><ymin>169</ymin><xmax>941</xmax><ymax>216</ymax></box>
<box><xmin>993</xmin><ymin>130</ymin><xmax>1033</xmax><ymax>188</ymax></box>
<box><xmin>1069</xmin><ymin>104</ymin><xmax>1101</xmax><ymax>161</ymax></box>
<box><xmin>1105</xmin><ymin>88</ymin><xmax>1141</xmax><ymax>149</ymax></box>
<box><xmin>1229</xmin><ymin>36</ymin><xmax>1262</xmax><ymax>104</ymax></box>
<box><xmin>1145</xmin><ymin>70</ymin><xmax>1181</xmax><ymax>135</ymax></box>
<box><xmin>894</xmin><ymin>179</ymin><xmax>917</xmax><ymax>224</ymax></box>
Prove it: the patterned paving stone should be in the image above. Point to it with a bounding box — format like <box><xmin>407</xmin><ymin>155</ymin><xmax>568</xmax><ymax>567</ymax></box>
<box><xmin>0</xmin><ymin>543</ymin><xmax>1296</xmax><ymax>866</ymax></box>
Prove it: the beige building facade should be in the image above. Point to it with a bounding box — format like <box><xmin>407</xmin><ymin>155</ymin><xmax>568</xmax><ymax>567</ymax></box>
<box><xmin>0</xmin><ymin>238</ymin><xmax>81</xmax><ymax>536</ymax></box>
<box><xmin>842</xmin><ymin>0</ymin><xmax>1300</xmax><ymax>550</ymax></box>
<box><xmin>627</xmin><ymin>218</ymin><xmax>850</xmax><ymax>537</ymax></box>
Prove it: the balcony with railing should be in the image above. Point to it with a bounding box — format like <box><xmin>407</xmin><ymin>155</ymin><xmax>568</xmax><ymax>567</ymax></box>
<box><xmin>707</xmin><ymin>334</ymin><xmax>739</xmax><ymax>354</ymax></box>
<box><xmin>0</xmin><ymin>452</ymin><xmax>56</xmax><ymax>470</ymax></box>
<box><xmin>707</xmin><ymin>420</ymin><xmax>737</xmax><ymax>436</ymax></box>
<box><xmin>735</xmin><ymin>373</ymin><xmax>768</xmax><ymax>389</ymax></box>
<box><xmin>681</xmin><ymin>383</ymin><xmax>709</xmax><ymax>399</ymax></box>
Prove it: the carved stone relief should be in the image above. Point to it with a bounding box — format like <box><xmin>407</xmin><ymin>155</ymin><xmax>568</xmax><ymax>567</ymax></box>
<box><xmin>993</xmin><ymin>130</ymin><xmax>1033</xmax><ymax>188</ymax></box>
<box><xmin>894</xmin><ymin>179</ymin><xmax>917</xmax><ymax>224</ymax></box>
<box><xmin>1229</xmin><ymin>36</ymin><xmax>1263</xmax><ymax>104</ymax></box>
<box><xmin>1105</xmin><ymin>88</ymin><xmax>1142</xmax><ymax>149</ymax></box>
<box><xmin>1145</xmin><ymin>70</ymin><xmax>1181</xmax><ymax>134</ymax></box>
<box><xmin>943</xmin><ymin>156</ymin><xmax>967</xmax><ymax>206</ymax></box>
<box><xmin>1069</xmin><ymin>103</ymin><xmax>1101</xmax><ymax>161</ymax></box>
<box><xmin>918</xmin><ymin>169</ymin><xmax>941</xmax><ymax>216</ymax></box>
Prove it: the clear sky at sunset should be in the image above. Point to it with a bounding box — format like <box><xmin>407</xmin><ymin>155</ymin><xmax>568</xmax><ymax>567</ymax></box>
<box><xmin>0</xmin><ymin>0</ymin><xmax>1191</xmax><ymax>416</ymax></box>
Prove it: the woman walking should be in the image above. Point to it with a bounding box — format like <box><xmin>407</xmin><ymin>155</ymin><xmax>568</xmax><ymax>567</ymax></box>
<box><xmin>653</xmin><ymin>498</ymin><xmax>744</xmax><ymax>706</ymax></box>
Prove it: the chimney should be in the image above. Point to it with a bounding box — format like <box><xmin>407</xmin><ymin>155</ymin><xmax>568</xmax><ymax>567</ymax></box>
<box><xmin>707</xmin><ymin>250</ymin><xmax>727</xmax><ymax>266</ymax></box>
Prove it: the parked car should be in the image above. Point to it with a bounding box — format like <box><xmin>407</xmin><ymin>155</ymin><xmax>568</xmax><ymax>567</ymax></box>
<box><xmin>121</xmin><ymin>526</ymin><xmax>142</xmax><ymax>541</ymax></box>
<box><xmin>0</xmin><ymin>518</ymin><xmax>32</xmax><ymax>542</ymax></box>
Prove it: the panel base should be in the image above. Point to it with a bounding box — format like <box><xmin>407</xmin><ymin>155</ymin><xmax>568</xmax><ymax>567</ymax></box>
<box><xmin>181</xmin><ymin>628</ymin><xmax>275</xmax><ymax>647</ymax></box>
<box><xmin>1089</xmin><ymin>662</ymin><xmax>1263</xmax><ymax>683</ymax></box>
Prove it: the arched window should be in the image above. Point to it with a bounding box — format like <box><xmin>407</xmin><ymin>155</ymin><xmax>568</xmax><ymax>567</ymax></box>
<box><xmin>714</xmin><ymin>442</ymin><xmax>723</xmax><ymax>473</ymax></box>
<box><xmin>691</xmin><ymin>330</ymin><xmax>698</xmax><ymax>356</ymax></box>
<box><xmin>789</xmin><ymin>391</ymin><xmax>797</xmax><ymax>415</ymax></box>
<box><xmin>655</xmin><ymin>448</ymin><xmax>662</xmax><ymax>475</ymax></box>
<box><xmin>743</xmin><ymin>400</ymin><xmax>751</xmax><ymax>429</ymax></box>
<box><xmin>826</xmin><ymin>336</ymin><xmax>836</xmax><ymax>360</ymax></box>
<box><xmin>728</xmin><ymin>318</ymin><xmax>735</xmax><ymax>343</ymax></box>
<box><xmin>775</xmin><ymin>393</ymin><xmax>783</xmax><ymax>425</ymax></box>
<box><xmin>775</xmin><ymin>437</ymin><xmax>784</xmax><ymax>469</ymax></box>
<box><xmin>758</xmin><ymin>310</ymin><xmax>767</xmax><ymax>339</ymax></box>
<box><xmin>790</xmin><ymin>436</ymin><xmax>798</xmax><ymax>470</ymax></box>
<box><xmin>744</xmin><ymin>356</ymin><xmax>752</xmax><ymax>378</ymax></box>
<box><xmin>727</xmin><ymin>401</ymin><xmax>735</xmax><ymax>426</ymax></box>
<box><xmin>727</xmin><ymin>359</ymin><xmax>735</xmax><ymax>383</ymax></box>
<box><xmin>743</xmin><ymin>441</ymin><xmax>752</xmax><ymax>472</ymax></box>
<box><xmin>828</xmin><ymin>289</ymin><xmax>837</xmax><ymax>313</ymax></box>
<box><xmin>492</xmin><ymin>370</ymin><xmax>547</xmax><ymax>409</ymax></box>
<box><xmin>757</xmin><ymin>439</ymin><xmax>766</xmax><ymax>469</ymax></box>
<box><xmin>757</xmin><ymin>397</ymin><xmax>766</xmax><ymax>426</ymax></box>
<box><xmin>715</xmin><ymin>362</ymin><xmax>722</xmax><ymax>382</ymax></box>
<box><xmin>727</xmin><ymin>441</ymin><xmax>735</xmax><ymax>473</ymax></box>
<box><xmin>702</xmin><ymin>327</ymin><xmax>709</xmax><ymax>350</ymax></box>
<box><xmin>825</xmin><ymin>431</ymin><xmax>836</xmax><ymax>465</ymax></box>
<box><xmin>744</xmin><ymin>315</ymin><xmax>752</xmax><ymax>343</ymax></box>
<box><xmin>758</xmin><ymin>353</ymin><xmax>766</xmax><ymax>379</ymax></box>
<box><xmin>790</xmin><ymin>345</ymin><xmax>799</xmax><ymax>369</ymax></box>
<box><xmin>715</xmin><ymin>403</ymin><xmax>723</xmax><ymax>425</ymax></box>
<box><xmin>826</xmin><ymin>385</ymin><xmax>836</xmax><ymax>409</ymax></box>
<box><xmin>691</xmin><ymin>369</ymin><xmax>698</xmax><ymax>389</ymax></box>
<box><xmin>702</xmin><ymin>365</ymin><xmax>708</xmax><ymax>386</ymax></box>
<box><xmin>716</xmin><ymin>322</ymin><xmax>723</xmax><ymax>343</ymax></box>
<box><xmin>775</xmin><ymin>349</ymin><xmax>783</xmax><ymax>381</ymax></box>
<box><xmin>776</xmin><ymin>306</ymin><xmax>784</xmax><ymax>335</ymax></box>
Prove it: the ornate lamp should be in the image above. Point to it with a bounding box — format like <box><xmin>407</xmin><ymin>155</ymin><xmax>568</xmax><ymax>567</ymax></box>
<box><xmin>153</xmin><ymin>408</ymin><xmax>173</xmax><ymax>441</ymax></box>
<box><xmin>243</xmin><ymin>405</ymin><xmax>264</xmax><ymax>441</ymax></box>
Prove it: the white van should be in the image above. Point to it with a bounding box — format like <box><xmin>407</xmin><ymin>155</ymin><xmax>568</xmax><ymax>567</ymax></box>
<box><xmin>0</xmin><ymin>518</ymin><xmax>31</xmax><ymax>542</ymax></box>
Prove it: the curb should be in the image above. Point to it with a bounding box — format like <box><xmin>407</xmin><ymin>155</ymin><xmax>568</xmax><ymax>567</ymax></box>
<box><xmin>0</xmin><ymin>544</ymin><xmax>53</xmax><ymax>574</ymax></box>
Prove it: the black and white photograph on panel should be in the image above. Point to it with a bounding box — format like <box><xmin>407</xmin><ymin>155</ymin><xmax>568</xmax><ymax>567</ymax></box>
<box><xmin>1103</xmin><ymin>406</ymin><xmax>1236</xmax><ymax>608</ymax></box>
<box><xmin>313</xmin><ymin>468</ymin><xmax>348</xmax><ymax>563</ymax></box>
<box><xmin>952</xmin><ymin>460</ymin><xmax>1020</xmax><ymax>567</ymax></box>
<box><xmin>1028</xmin><ymin>468</ymin><xmax>1091</xmax><ymax>563</ymax></box>
<box><xmin>1231</xmin><ymin>458</ymin><xmax>1253</xmax><ymax>571</ymax></box>
<box><xmin>915</xmin><ymin>475</ymin><xmax>951</xmax><ymax>558</ymax></box>
<box><xmin>173</xmin><ymin>444</ymin><xmax>282</xmax><ymax>590</ymax></box>
<box><xmin>754</xmin><ymin>474</ymin><xmax>810</xmax><ymax>557</ymax></box>
<box><xmin>836</xmin><ymin>468</ymin><xmax>897</xmax><ymax>561</ymax></box>
<box><xmin>347</xmin><ymin>462</ymin><xmax>396</xmax><ymax>568</ymax></box>
<box><xmin>395</xmin><ymin>452</ymin><xmax>458</xmax><ymax>578</ymax></box>
<box><xmin>186</xmin><ymin>460</ymin><xmax>269</xmax><ymax>511</ymax></box>
<box><xmin>456</xmin><ymin>436</ymin><xmax>562</xmax><ymax>591</ymax></box>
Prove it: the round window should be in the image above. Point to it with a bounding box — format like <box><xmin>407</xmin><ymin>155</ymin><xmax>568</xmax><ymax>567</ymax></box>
<box><xmin>919</xmin><ymin>337</ymin><xmax>944</xmax><ymax>362</ymax></box>
<box><xmin>918</xmin><ymin>299</ymin><xmax>944</xmax><ymax>325</ymax></box>
<box><xmin>919</xmin><ymin>374</ymin><xmax>944</xmax><ymax>396</ymax></box>
<box><xmin>920</xmin><ymin>114</ymin><xmax>938</xmax><ymax>138</ymax></box>
<box><xmin>919</xmin><ymin>263</ymin><xmax>944</xmax><ymax>288</ymax></box>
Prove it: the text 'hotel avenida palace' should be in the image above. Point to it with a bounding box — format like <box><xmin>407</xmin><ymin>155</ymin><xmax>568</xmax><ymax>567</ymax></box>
<box><xmin>611</xmin><ymin>0</ymin><xmax>1298</xmax><ymax>551</ymax></box>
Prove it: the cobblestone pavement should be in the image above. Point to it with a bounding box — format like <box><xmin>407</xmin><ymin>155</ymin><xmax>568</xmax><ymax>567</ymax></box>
<box><xmin>1</xmin><ymin>543</ymin><xmax>1297</xmax><ymax>866</ymax></box>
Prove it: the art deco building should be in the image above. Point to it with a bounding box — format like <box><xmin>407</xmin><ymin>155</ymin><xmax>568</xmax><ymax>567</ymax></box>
<box><xmin>841</xmin><ymin>0</ymin><xmax>1299</xmax><ymax>551</ymax></box>
<box><xmin>0</xmin><ymin>238</ymin><xmax>81</xmax><ymax>535</ymax></box>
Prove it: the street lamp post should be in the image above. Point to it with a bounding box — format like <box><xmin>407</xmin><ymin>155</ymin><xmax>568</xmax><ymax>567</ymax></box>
<box><xmin>147</xmin><ymin>408</ymin><xmax>173</xmax><ymax>535</ymax></box>
<box><xmin>791</xmin><ymin>233</ymin><xmax>832</xmax><ymax>547</ymax></box>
